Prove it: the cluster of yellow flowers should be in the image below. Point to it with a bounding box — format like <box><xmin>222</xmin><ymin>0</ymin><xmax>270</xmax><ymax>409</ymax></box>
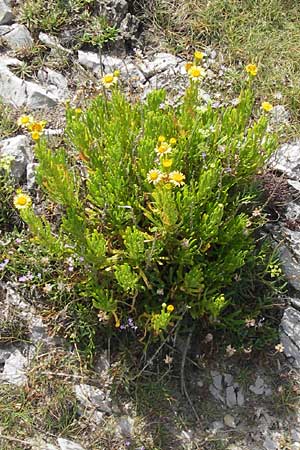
<box><xmin>185</xmin><ymin>50</ymin><xmax>206</xmax><ymax>81</ymax></box>
<box><xmin>101</xmin><ymin>70</ymin><xmax>120</xmax><ymax>88</ymax></box>
<box><xmin>245</xmin><ymin>64</ymin><xmax>274</xmax><ymax>112</ymax></box>
<box><xmin>13</xmin><ymin>189</ymin><xmax>32</xmax><ymax>210</ymax></box>
<box><xmin>17</xmin><ymin>115</ymin><xmax>46</xmax><ymax>141</ymax></box>
<box><xmin>147</xmin><ymin>136</ymin><xmax>185</xmax><ymax>187</ymax></box>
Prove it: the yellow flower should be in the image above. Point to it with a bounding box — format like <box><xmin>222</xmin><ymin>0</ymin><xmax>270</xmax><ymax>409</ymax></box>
<box><xmin>245</xmin><ymin>63</ymin><xmax>258</xmax><ymax>76</ymax></box>
<box><xmin>169</xmin><ymin>137</ymin><xmax>177</xmax><ymax>145</ymax></box>
<box><xmin>169</xmin><ymin>171</ymin><xmax>185</xmax><ymax>186</ymax></box>
<box><xmin>13</xmin><ymin>192</ymin><xmax>32</xmax><ymax>209</ymax></box>
<box><xmin>75</xmin><ymin>108</ymin><xmax>82</xmax><ymax>115</ymax></box>
<box><xmin>17</xmin><ymin>115</ymin><xmax>33</xmax><ymax>127</ymax></box>
<box><xmin>162</xmin><ymin>158</ymin><xmax>173</xmax><ymax>168</ymax></box>
<box><xmin>194</xmin><ymin>51</ymin><xmax>204</xmax><ymax>61</ymax></box>
<box><xmin>155</xmin><ymin>142</ymin><xmax>172</xmax><ymax>156</ymax></box>
<box><xmin>147</xmin><ymin>169</ymin><xmax>163</xmax><ymax>184</ymax></box>
<box><xmin>261</xmin><ymin>101</ymin><xmax>273</xmax><ymax>112</ymax></box>
<box><xmin>28</xmin><ymin>121</ymin><xmax>46</xmax><ymax>132</ymax></box>
<box><xmin>31</xmin><ymin>131</ymin><xmax>41</xmax><ymax>140</ymax></box>
<box><xmin>188</xmin><ymin>65</ymin><xmax>206</xmax><ymax>81</ymax></box>
<box><xmin>158</xmin><ymin>135</ymin><xmax>166</xmax><ymax>143</ymax></box>
<box><xmin>185</xmin><ymin>62</ymin><xmax>193</xmax><ymax>72</ymax></box>
<box><xmin>101</xmin><ymin>73</ymin><xmax>118</xmax><ymax>88</ymax></box>
<box><xmin>167</xmin><ymin>304</ymin><xmax>174</xmax><ymax>312</ymax></box>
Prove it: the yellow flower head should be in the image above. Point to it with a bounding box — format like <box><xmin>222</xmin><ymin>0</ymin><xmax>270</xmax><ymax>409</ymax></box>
<box><xmin>158</xmin><ymin>135</ymin><xmax>166</xmax><ymax>143</ymax></box>
<box><xmin>101</xmin><ymin>73</ymin><xmax>118</xmax><ymax>88</ymax></box>
<box><xmin>188</xmin><ymin>65</ymin><xmax>206</xmax><ymax>81</ymax></box>
<box><xmin>185</xmin><ymin>62</ymin><xmax>193</xmax><ymax>73</ymax></box>
<box><xmin>155</xmin><ymin>142</ymin><xmax>172</xmax><ymax>156</ymax></box>
<box><xmin>245</xmin><ymin>63</ymin><xmax>258</xmax><ymax>77</ymax></box>
<box><xmin>162</xmin><ymin>158</ymin><xmax>173</xmax><ymax>169</ymax></box>
<box><xmin>169</xmin><ymin>137</ymin><xmax>177</xmax><ymax>145</ymax></box>
<box><xmin>194</xmin><ymin>51</ymin><xmax>204</xmax><ymax>61</ymax></box>
<box><xmin>261</xmin><ymin>101</ymin><xmax>273</xmax><ymax>112</ymax></box>
<box><xmin>169</xmin><ymin>171</ymin><xmax>185</xmax><ymax>186</ymax></box>
<box><xmin>167</xmin><ymin>304</ymin><xmax>174</xmax><ymax>312</ymax></box>
<box><xmin>31</xmin><ymin>131</ymin><xmax>41</xmax><ymax>140</ymax></box>
<box><xmin>28</xmin><ymin>121</ymin><xmax>46</xmax><ymax>133</ymax></box>
<box><xmin>147</xmin><ymin>169</ymin><xmax>163</xmax><ymax>184</ymax></box>
<box><xmin>17</xmin><ymin>115</ymin><xmax>33</xmax><ymax>127</ymax></box>
<box><xmin>13</xmin><ymin>192</ymin><xmax>32</xmax><ymax>209</ymax></box>
<box><xmin>75</xmin><ymin>108</ymin><xmax>82</xmax><ymax>115</ymax></box>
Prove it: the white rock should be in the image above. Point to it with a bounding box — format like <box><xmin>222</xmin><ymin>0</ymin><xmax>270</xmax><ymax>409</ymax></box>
<box><xmin>39</xmin><ymin>32</ymin><xmax>72</xmax><ymax>54</ymax></box>
<box><xmin>269</xmin><ymin>141</ymin><xmax>300</xmax><ymax>180</ymax></box>
<box><xmin>57</xmin><ymin>438</ymin><xmax>85</xmax><ymax>450</ymax></box>
<box><xmin>0</xmin><ymin>65</ymin><xmax>27</xmax><ymax>106</ymax></box>
<box><xmin>0</xmin><ymin>24</ymin><xmax>10</xmax><ymax>35</ymax></box>
<box><xmin>223</xmin><ymin>414</ymin><xmax>236</xmax><ymax>428</ymax></box>
<box><xmin>278</xmin><ymin>245</ymin><xmax>300</xmax><ymax>292</ymax></box>
<box><xmin>0</xmin><ymin>135</ymin><xmax>32</xmax><ymax>181</ymax></box>
<box><xmin>0</xmin><ymin>347</ymin><xmax>27</xmax><ymax>385</ymax></box>
<box><xmin>291</xmin><ymin>429</ymin><xmax>300</xmax><ymax>442</ymax></box>
<box><xmin>209</xmin><ymin>420</ymin><xmax>224</xmax><ymax>433</ymax></box>
<box><xmin>74</xmin><ymin>384</ymin><xmax>111</xmax><ymax>413</ymax></box>
<box><xmin>270</xmin><ymin>105</ymin><xmax>290</xmax><ymax>125</ymax></box>
<box><xmin>117</xmin><ymin>416</ymin><xmax>134</xmax><ymax>437</ymax></box>
<box><xmin>3</xmin><ymin>24</ymin><xmax>33</xmax><ymax>49</ymax></box>
<box><xmin>0</xmin><ymin>0</ymin><xmax>14</xmax><ymax>25</ymax></box>
<box><xmin>26</xmin><ymin>80</ymin><xmax>58</xmax><ymax>108</ymax></box>
<box><xmin>37</xmin><ymin>68</ymin><xmax>69</xmax><ymax>99</ymax></box>
<box><xmin>78</xmin><ymin>50</ymin><xmax>101</xmax><ymax>72</ymax></box>
<box><xmin>291</xmin><ymin>443</ymin><xmax>300</xmax><ymax>450</ymax></box>
<box><xmin>280</xmin><ymin>307</ymin><xmax>300</xmax><ymax>367</ymax></box>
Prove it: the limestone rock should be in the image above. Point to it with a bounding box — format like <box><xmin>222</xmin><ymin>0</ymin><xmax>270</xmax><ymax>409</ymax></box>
<box><xmin>280</xmin><ymin>307</ymin><xmax>300</xmax><ymax>368</ymax></box>
<box><xmin>0</xmin><ymin>135</ymin><xmax>32</xmax><ymax>181</ymax></box>
<box><xmin>2</xmin><ymin>23</ymin><xmax>33</xmax><ymax>50</ymax></box>
<box><xmin>269</xmin><ymin>141</ymin><xmax>300</xmax><ymax>180</ymax></box>
<box><xmin>0</xmin><ymin>345</ymin><xmax>27</xmax><ymax>385</ymax></box>
<box><xmin>0</xmin><ymin>0</ymin><xmax>14</xmax><ymax>25</ymax></box>
<box><xmin>277</xmin><ymin>245</ymin><xmax>300</xmax><ymax>292</ymax></box>
<box><xmin>57</xmin><ymin>438</ymin><xmax>85</xmax><ymax>450</ymax></box>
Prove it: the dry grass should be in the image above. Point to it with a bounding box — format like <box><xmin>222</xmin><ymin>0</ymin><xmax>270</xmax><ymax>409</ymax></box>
<box><xmin>142</xmin><ymin>0</ymin><xmax>300</xmax><ymax>134</ymax></box>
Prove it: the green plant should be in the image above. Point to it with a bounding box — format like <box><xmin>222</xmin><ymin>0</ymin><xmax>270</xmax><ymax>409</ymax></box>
<box><xmin>0</xmin><ymin>157</ymin><xmax>18</xmax><ymax>232</ymax></box>
<box><xmin>17</xmin><ymin>65</ymin><xmax>281</xmax><ymax>340</ymax></box>
<box><xmin>79</xmin><ymin>16</ymin><xmax>119</xmax><ymax>48</ymax></box>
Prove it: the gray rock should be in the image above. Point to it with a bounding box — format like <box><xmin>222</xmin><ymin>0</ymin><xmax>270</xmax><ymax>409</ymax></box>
<box><xmin>285</xmin><ymin>202</ymin><xmax>300</xmax><ymax>221</ymax></box>
<box><xmin>0</xmin><ymin>346</ymin><xmax>27</xmax><ymax>385</ymax></box>
<box><xmin>209</xmin><ymin>420</ymin><xmax>224</xmax><ymax>433</ymax></box>
<box><xmin>292</xmin><ymin>429</ymin><xmax>300</xmax><ymax>442</ymax></box>
<box><xmin>98</xmin><ymin>0</ymin><xmax>128</xmax><ymax>24</ymax></box>
<box><xmin>225</xmin><ymin>385</ymin><xmax>237</xmax><ymax>408</ymax></box>
<box><xmin>26</xmin><ymin>80</ymin><xmax>58</xmax><ymax>108</ymax></box>
<box><xmin>263</xmin><ymin>437</ymin><xmax>279</xmax><ymax>450</ymax></box>
<box><xmin>211</xmin><ymin>370</ymin><xmax>223</xmax><ymax>390</ymax></box>
<box><xmin>209</xmin><ymin>384</ymin><xmax>225</xmax><ymax>403</ymax></box>
<box><xmin>268</xmin><ymin>141</ymin><xmax>300</xmax><ymax>180</ymax></box>
<box><xmin>280</xmin><ymin>307</ymin><xmax>300</xmax><ymax>367</ymax></box>
<box><xmin>0</xmin><ymin>59</ymin><xmax>61</xmax><ymax>108</ymax></box>
<box><xmin>270</xmin><ymin>105</ymin><xmax>290</xmax><ymax>126</ymax></box>
<box><xmin>277</xmin><ymin>245</ymin><xmax>300</xmax><ymax>291</ymax></box>
<box><xmin>0</xmin><ymin>0</ymin><xmax>14</xmax><ymax>25</ymax></box>
<box><xmin>117</xmin><ymin>416</ymin><xmax>134</xmax><ymax>437</ymax></box>
<box><xmin>0</xmin><ymin>24</ymin><xmax>10</xmax><ymax>35</ymax></box>
<box><xmin>78</xmin><ymin>50</ymin><xmax>101</xmax><ymax>72</ymax></box>
<box><xmin>37</xmin><ymin>68</ymin><xmax>69</xmax><ymax>99</ymax></box>
<box><xmin>290</xmin><ymin>298</ymin><xmax>300</xmax><ymax>311</ymax></box>
<box><xmin>74</xmin><ymin>383</ymin><xmax>112</xmax><ymax>414</ymax></box>
<box><xmin>38</xmin><ymin>32</ymin><xmax>72</xmax><ymax>55</ymax></box>
<box><xmin>0</xmin><ymin>135</ymin><xmax>32</xmax><ymax>181</ymax></box>
<box><xmin>291</xmin><ymin>444</ymin><xmax>300</xmax><ymax>450</ymax></box>
<box><xmin>249</xmin><ymin>376</ymin><xmax>265</xmax><ymax>395</ymax></box>
<box><xmin>223</xmin><ymin>373</ymin><xmax>233</xmax><ymax>386</ymax></box>
<box><xmin>288</xmin><ymin>180</ymin><xmax>300</xmax><ymax>193</ymax></box>
<box><xmin>57</xmin><ymin>439</ymin><xmax>85</xmax><ymax>450</ymax></box>
<box><xmin>2</xmin><ymin>24</ymin><xmax>33</xmax><ymax>50</ymax></box>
